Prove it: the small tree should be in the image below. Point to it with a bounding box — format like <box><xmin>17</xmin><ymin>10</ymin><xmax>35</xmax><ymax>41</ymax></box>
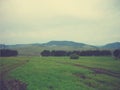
<box><xmin>70</xmin><ymin>53</ymin><xmax>79</xmax><ymax>59</ymax></box>
<box><xmin>113</xmin><ymin>49</ymin><xmax>120</xmax><ymax>60</ymax></box>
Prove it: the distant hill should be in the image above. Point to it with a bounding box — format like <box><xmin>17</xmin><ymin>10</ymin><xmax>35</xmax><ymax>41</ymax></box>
<box><xmin>42</xmin><ymin>41</ymin><xmax>94</xmax><ymax>47</ymax></box>
<box><xmin>0</xmin><ymin>44</ymin><xmax>5</xmax><ymax>49</ymax></box>
<box><xmin>102</xmin><ymin>42</ymin><xmax>120</xmax><ymax>49</ymax></box>
<box><xmin>0</xmin><ymin>41</ymin><xmax>120</xmax><ymax>56</ymax></box>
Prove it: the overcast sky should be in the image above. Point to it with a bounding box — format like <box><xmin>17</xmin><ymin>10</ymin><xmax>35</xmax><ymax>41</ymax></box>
<box><xmin>0</xmin><ymin>0</ymin><xmax>120</xmax><ymax>45</ymax></box>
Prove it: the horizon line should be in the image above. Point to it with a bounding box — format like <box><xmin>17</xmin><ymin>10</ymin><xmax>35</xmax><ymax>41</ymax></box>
<box><xmin>0</xmin><ymin>40</ymin><xmax>120</xmax><ymax>46</ymax></box>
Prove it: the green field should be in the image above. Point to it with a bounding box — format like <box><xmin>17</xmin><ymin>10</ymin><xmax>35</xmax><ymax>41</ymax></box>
<box><xmin>0</xmin><ymin>56</ymin><xmax>120</xmax><ymax>90</ymax></box>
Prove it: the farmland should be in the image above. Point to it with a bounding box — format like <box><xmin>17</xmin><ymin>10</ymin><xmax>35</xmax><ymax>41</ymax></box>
<box><xmin>0</xmin><ymin>56</ymin><xmax>120</xmax><ymax>90</ymax></box>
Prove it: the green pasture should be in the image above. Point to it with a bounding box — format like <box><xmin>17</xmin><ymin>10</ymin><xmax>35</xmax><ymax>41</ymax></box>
<box><xmin>0</xmin><ymin>56</ymin><xmax>120</xmax><ymax>90</ymax></box>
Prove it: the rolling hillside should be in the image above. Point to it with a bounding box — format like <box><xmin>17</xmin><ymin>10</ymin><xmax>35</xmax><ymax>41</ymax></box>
<box><xmin>101</xmin><ymin>42</ymin><xmax>120</xmax><ymax>49</ymax></box>
<box><xmin>0</xmin><ymin>41</ymin><xmax>120</xmax><ymax>56</ymax></box>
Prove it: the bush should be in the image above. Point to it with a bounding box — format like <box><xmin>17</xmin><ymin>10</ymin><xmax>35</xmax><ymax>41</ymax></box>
<box><xmin>70</xmin><ymin>54</ymin><xmax>79</xmax><ymax>59</ymax></box>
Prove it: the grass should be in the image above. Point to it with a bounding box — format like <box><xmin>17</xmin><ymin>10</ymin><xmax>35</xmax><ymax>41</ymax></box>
<box><xmin>0</xmin><ymin>56</ymin><xmax>120</xmax><ymax>90</ymax></box>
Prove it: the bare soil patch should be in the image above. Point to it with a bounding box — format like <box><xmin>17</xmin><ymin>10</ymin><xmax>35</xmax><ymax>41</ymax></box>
<box><xmin>0</xmin><ymin>79</ymin><xmax>27</xmax><ymax>90</ymax></box>
<box><xmin>0</xmin><ymin>60</ymin><xmax>28</xmax><ymax>90</ymax></box>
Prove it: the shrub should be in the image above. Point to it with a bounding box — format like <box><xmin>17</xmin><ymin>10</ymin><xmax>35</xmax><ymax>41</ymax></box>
<box><xmin>70</xmin><ymin>54</ymin><xmax>79</xmax><ymax>59</ymax></box>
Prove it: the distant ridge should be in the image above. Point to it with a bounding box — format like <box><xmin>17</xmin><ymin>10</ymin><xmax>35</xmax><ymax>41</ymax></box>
<box><xmin>0</xmin><ymin>41</ymin><xmax>120</xmax><ymax>49</ymax></box>
<box><xmin>42</xmin><ymin>41</ymin><xmax>87</xmax><ymax>47</ymax></box>
<box><xmin>102</xmin><ymin>42</ymin><xmax>120</xmax><ymax>49</ymax></box>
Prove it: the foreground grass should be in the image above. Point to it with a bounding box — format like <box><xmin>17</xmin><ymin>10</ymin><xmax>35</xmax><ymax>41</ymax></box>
<box><xmin>0</xmin><ymin>56</ymin><xmax>120</xmax><ymax>90</ymax></box>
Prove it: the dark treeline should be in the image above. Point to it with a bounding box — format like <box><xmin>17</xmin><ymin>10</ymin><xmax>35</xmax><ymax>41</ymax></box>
<box><xmin>0</xmin><ymin>49</ymin><xmax>18</xmax><ymax>57</ymax></box>
<box><xmin>41</xmin><ymin>50</ymin><xmax>112</xmax><ymax>56</ymax></box>
<box><xmin>113</xmin><ymin>49</ymin><xmax>120</xmax><ymax>59</ymax></box>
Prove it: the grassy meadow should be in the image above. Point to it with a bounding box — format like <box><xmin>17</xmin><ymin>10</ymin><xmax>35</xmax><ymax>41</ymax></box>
<box><xmin>0</xmin><ymin>56</ymin><xmax>120</xmax><ymax>90</ymax></box>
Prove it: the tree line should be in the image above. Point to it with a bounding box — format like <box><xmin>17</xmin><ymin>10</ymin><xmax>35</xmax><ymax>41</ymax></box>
<box><xmin>113</xmin><ymin>49</ymin><xmax>120</xmax><ymax>59</ymax></box>
<box><xmin>40</xmin><ymin>50</ymin><xmax>112</xmax><ymax>56</ymax></box>
<box><xmin>0</xmin><ymin>49</ymin><xmax>18</xmax><ymax>57</ymax></box>
<box><xmin>0</xmin><ymin>49</ymin><xmax>119</xmax><ymax>59</ymax></box>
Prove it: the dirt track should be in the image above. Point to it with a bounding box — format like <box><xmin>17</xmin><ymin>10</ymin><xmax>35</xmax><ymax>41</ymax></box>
<box><xmin>0</xmin><ymin>60</ymin><xmax>28</xmax><ymax>90</ymax></box>
<box><xmin>58</xmin><ymin>62</ymin><xmax>120</xmax><ymax>78</ymax></box>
